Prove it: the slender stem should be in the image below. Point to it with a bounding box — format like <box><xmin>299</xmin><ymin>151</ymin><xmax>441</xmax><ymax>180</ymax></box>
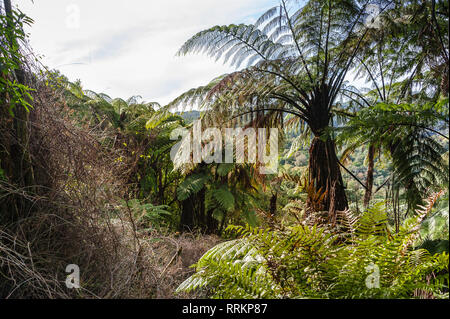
<box><xmin>357</xmin><ymin>57</ymin><xmax>384</xmax><ymax>100</ymax></box>
<box><xmin>337</xmin><ymin>160</ymin><xmax>369</xmax><ymax>191</ymax></box>
<box><xmin>280</xmin><ymin>0</ymin><xmax>314</xmax><ymax>84</ymax></box>
<box><xmin>431</xmin><ymin>0</ymin><xmax>449</xmax><ymax>62</ymax></box>
<box><xmin>322</xmin><ymin>0</ymin><xmax>332</xmax><ymax>85</ymax></box>
<box><xmin>340</xmin><ymin>88</ymin><xmax>372</xmax><ymax>107</ymax></box>
<box><xmin>255</xmin><ymin>66</ymin><xmax>311</xmax><ymax>105</ymax></box>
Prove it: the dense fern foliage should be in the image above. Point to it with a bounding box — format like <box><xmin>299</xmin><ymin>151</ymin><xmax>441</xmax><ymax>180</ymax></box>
<box><xmin>177</xmin><ymin>192</ymin><xmax>449</xmax><ymax>298</ymax></box>
<box><xmin>337</xmin><ymin>100</ymin><xmax>449</xmax><ymax>211</ymax></box>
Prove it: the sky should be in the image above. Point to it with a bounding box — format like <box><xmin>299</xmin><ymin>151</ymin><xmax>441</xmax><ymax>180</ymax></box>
<box><xmin>16</xmin><ymin>0</ymin><xmax>278</xmax><ymax>106</ymax></box>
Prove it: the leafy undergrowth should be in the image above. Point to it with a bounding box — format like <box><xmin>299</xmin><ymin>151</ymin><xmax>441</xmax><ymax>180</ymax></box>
<box><xmin>177</xmin><ymin>192</ymin><xmax>449</xmax><ymax>299</ymax></box>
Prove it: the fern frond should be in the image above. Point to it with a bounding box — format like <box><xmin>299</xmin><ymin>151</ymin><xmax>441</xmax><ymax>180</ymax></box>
<box><xmin>177</xmin><ymin>173</ymin><xmax>209</xmax><ymax>201</ymax></box>
<box><xmin>212</xmin><ymin>186</ymin><xmax>235</xmax><ymax>212</ymax></box>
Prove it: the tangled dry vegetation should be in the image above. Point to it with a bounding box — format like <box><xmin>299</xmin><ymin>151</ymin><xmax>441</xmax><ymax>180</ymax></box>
<box><xmin>0</xmin><ymin>81</ymin><xmax>220</xmax><ymax>299</ymax></box>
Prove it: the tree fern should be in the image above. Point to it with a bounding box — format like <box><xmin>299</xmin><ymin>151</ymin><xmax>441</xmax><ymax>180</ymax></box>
<box><xmin>172</xmin><ymin>0</ymin><xmax>394</xmax><ymax>215</ymax></box>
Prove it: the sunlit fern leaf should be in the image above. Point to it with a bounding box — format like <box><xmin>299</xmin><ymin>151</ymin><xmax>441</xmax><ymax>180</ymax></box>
<box><xmin>176</xmin><ymin>237</ymin><xmax>276</xmax><ymax>298</ymax></box>
<box><xmin>176</xmin><ymin>173</ymin><xmax>210</xmax><ymax>201</ymax></box>
<box><xmin>401</xmin><ymin>190</ymin><xmax>446</xmax><ymax>253</ymax></box>
<box><xmin>177</xmin><ymin>24</ymin><xmax>284</xmax><ymax>68</ymax></box>
<box><xmin>165</xmin><ymin>74</ymin><xmax>227</xmax><ymax>112</ymax></box>
<box><xmin>355</xmin><ymin>202</ymin><xmax>389</xmax><ymax>236</ymax></box>
<box><xmin>145</xmin><ymin>109</ymin><xmax>174</xmax><ymax>130</ymax></box>
<box><xmin>178</xmin><ymin>196</ymin><xmax>449</xmax><ymax>298</ymax></box>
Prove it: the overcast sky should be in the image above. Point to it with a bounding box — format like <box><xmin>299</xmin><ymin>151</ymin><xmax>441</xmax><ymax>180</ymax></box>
<box><xmin>16</xmin><ymin>0</ymin><xmax>278</xmax><ymax>105</ymax></box>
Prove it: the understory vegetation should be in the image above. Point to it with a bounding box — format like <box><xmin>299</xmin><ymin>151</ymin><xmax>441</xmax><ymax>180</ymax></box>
<box><xmin>0</xmin><ymin>0</ymin><xmax>448</xmax><ymax>299</ymax></box>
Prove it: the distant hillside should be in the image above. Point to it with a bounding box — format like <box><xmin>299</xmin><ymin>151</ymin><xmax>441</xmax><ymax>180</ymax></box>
<box><xmin>177</xmin><ymin>111</ymin><xmax>200</xmax><ymax>124</ymax></box>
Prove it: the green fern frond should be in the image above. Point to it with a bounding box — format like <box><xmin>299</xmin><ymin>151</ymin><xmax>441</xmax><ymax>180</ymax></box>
<box><xmin>178</xmin><ymin>192</ymin><xmax>449</xmax><ymax>298</ymax></box>
<box><xmin>177</xmin><ymin>173</ymin><xmax>210</xmax><ymax>201</ymax></box>
<box><xmin>212</xmin><ymin>186</ymin><xmax>235</xmax><ymax>212</ymax></box>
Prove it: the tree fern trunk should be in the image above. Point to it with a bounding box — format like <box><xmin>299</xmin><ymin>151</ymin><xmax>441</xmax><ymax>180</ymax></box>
<box><xmin>305</xmin><ymin>85</ymin><xmax>348</xmax><ymax>222</ymax></box>
<box><xmin>364</xmin><ymin>143</ymin><xmax>375</xmax><ymax>207</ymax></box>
<box><xmin>179</xmin><ymin>187</ymin><xmax>205</xmax><ymax>232</ymax></box>
<box><xmin>179</xmin><ymin>164</ymin><xmax>219</xmax><ymax>234</ymax></box>
<box><xmin>205</xmin><ymin>207</ymin><xmax>218</xmax><ymax>234</ymax></box>
<box><xmin>269</xmin><ymin>192</ymin><xmax>277</xmax><ymax>216</ymax></box>
<box><xmin>180</xmin><ymin>198</ymin><xmax>195</xmax><ymax>232</ymax></box>
<box><xmin>307</xmin><ymin>136</ymin><xmax>348</xmax><ymax>222</ymax></box>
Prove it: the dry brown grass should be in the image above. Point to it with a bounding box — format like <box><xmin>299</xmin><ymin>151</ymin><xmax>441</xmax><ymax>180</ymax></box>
<box><xmin>0</xmin><ymin>81</ymin><xmax>221</xmax><ymax>299</ymax></box>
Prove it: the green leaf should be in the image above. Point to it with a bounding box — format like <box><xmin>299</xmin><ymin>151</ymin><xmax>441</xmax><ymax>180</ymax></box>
<box><xmin>177</xmin><ymin>173</ymin><xmax>209</xmax><ymax>201</ymax></box>
<box><xmin>217</xmin><ymin>163</ymin><xmax>234</xmax><ymax>176</ymax></box>
<box><xmin>213</xmin><ymin>186</ymin><xmax>235</xmax><ymax>212</ymax></box>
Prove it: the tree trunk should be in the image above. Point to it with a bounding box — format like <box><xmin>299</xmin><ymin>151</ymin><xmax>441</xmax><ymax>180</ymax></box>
<box><xmin>205</xmin><ymin>207</ymin><xmax>218</xmax><ymax>234</ymax></box>
<box><xmin>305</xmin><ymin>84</ymin><xmax>348</xmax><ymax>224</ymax></box>
<box><xmin>179</xmin><ymin>187</ymin><xmax>205</xmax><ymax>232</ymax></box>
<box><xmin>180</xmin><ymin>198</ymin><xmax>195</xmax><ymax>232</ymax></box>
<box><xmin>179</xmin><ymin>164</ymin><xmax>218</xmax><ymax>234</ymax></box>
<box><xmin>363</xmin><ymin>143</ymin><xmax>375</xmax><ymax>207</ymax></box>
<box><xmin>0</xmin><ymin>0</ymin><xmax>35</xmax><ymax>223</ymax></box>
<box><xmin>307</xmin><ymin>136</ymin><xmax>348</xmax><ymax>223</ymax></box>
<box><xmin>269</xmin><ymin>192</ymin><xmax>277</xmax><ymax>216</ymax></box>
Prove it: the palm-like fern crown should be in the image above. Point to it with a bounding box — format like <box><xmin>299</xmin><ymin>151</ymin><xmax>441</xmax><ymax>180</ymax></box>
<box><xmin>63</xmin><ymin>79</ymin><xmax>185</xmax><ymax>137</ymax></box>
<box><xmin>171</xmin><ymin>0</ymin><xmax>394</xmax><ymax>131</ymax></box>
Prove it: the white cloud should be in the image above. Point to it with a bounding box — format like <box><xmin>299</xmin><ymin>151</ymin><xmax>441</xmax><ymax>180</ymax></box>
<box><xmin>17</xmin><ymin>0</ymin><xmax>278</xmax><ymax>105</ymax></box>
